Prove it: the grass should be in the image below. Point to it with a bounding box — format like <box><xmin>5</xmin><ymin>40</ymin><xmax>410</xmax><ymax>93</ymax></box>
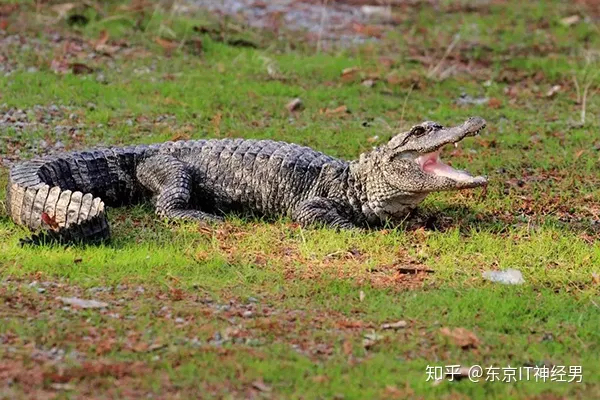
<box><xmin>0</xmin><ymin>0</ymin><xmax>599</xmax><ymax>398</ymax></box>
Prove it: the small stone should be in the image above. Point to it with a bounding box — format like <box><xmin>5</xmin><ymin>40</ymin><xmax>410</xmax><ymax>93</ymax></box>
<box><xmin>242</xmin><ymin>310</ymin><xmax>254</xmax><ymax>318</ymax></box>
<box><xmin>482</xmin><ymin>269</ymin><xmax>525</xmax><ymax>285</ymax></box>
<box><xmin>57</xmin><ymin>296</ymin><xmax>109</xmax><ymax>309</ymax></box>
<box><xmin>541</xmin><ymin>333</ymin><xmax>554</xmax><ymax>342</ymax></box>
<box><xmin>361</xmin><ymin>79</ymin><xmax>375</xmax><ymax>87</ymax></box>
<box><xmin>95</xmin><ymin>73</ymin><xmax>107</xmax><ymax>84</ymax></box>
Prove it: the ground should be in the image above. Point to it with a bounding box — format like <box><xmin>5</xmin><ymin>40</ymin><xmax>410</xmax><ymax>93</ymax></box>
<box><xmin>0</xmin><ymin>0</ymin><xmax>599</xmax><ymax>399</ymax></box>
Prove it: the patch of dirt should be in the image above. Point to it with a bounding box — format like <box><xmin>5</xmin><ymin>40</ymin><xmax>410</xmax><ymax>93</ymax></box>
<box><xmin>0</xmin><ymin>104</ymin><xmax>89</xmax><ymax>164</ymax></box>
<box><xmin>0</xmin><ymin>30</ymin><xmax>147</xmax><ymax>77</ymax></box>
<box><xmin>0</xmin><ymin>276</ymin><xmax>429</xmax><ymax>396</ymax></box>
<box><xmin>200</xmin><ymin>222</ymin><xmax>433</xmax><ymax>291</ymax></box>
<box><xmin>188</xmin><ymin>0</ymin><xmax>402</xmax><ymax>47</ymax></box>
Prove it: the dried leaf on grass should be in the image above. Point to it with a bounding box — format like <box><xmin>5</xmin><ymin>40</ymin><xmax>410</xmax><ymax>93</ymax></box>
<box><xmin>155</xmin><ymin>37</ymin><xmax>178</xmax><ymax>55</ymax></box>
<box><xmin>351</xmin><ymin>23</ymin><xmax>384</xmax><ymax>38</ymax></box>
<box><xmin>92</xmin><ymin>30</ymin><xmax>120</xmax><ymax>55</ymax></box>
<box><xmin>41</xmin><ymin>212</ymin><xmax>60</xmax><ymax>230</ymax></box>
<box><xmin>70</xmin><ymin>63</ymin><xmax>94</xmax><ymax>75</ymax></box>
<box><xmin>381</xmin><ymin>320</ymin><xmax>407</xmax><ymax>330</ymax></box>
<box><xmin>439</xmin><ymin>327</ymin><xmax>480</xmax><ymax>349</ymax></box>
<box><xmin>251</xmin><ymin>379</ymin><xmax>272</xmax><ymax>392</ymax></box>
<box><xmin>560</xmin><ymin>15</ymin><xmax>580</xmax><ymax>27</ymax></box>
<box><xmin>320</xmin><ymin>105</ymin><xmax>350</xmax><ymax>116</ymax></box>
<box><xmin>341</xmin><ymin>66</ymin><xmax>360</xmax><ymax>81</ymax></box>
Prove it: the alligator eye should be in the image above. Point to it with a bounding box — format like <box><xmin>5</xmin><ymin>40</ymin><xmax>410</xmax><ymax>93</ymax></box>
<box><xmin>410</xmin><ymin>126</ymin><xmax>426</xmax><ymax>136</ymax></box>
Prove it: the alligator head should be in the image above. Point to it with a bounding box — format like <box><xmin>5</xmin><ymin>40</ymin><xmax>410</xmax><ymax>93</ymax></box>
<box><xmin>354</xmin><ymin>116</ymin><xmax>487</xmax><ymax>223</ymax></box>
<box><xmin>378</xmin><ymin>116</ymin><xmax>487</xmax><ymax>191</ymax></box>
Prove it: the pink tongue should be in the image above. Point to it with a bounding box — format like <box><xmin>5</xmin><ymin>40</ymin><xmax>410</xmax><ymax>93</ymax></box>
<box><xmin>423</xmin><ymin>160</ymin><xmax>454</xmax><ymax>174</ymax></box>
<box><xmin>424</xmin><ymin>160</ymin><xmax>474</xmax><ymax>182</ymax></box>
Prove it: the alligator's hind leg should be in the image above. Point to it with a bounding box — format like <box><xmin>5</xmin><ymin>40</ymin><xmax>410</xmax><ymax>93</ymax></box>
<box><xmin>136</xmin><ymin>155</ymin><xmax>223</xmax><ymax>223</ymax></box>
<box><xmin>292</xmin><ymin>197</ymin><xmax>360</xmax><ymax>229</ymax></box>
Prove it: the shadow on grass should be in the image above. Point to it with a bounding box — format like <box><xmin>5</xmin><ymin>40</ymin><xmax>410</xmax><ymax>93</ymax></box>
<box><xmin>4</xmin><ymin>201</ymin><xmax>598</xmax><ymax>249</ymax></box>
<box><xmin>404</xmin><ymin>203</ymin><xmax>599</xmax><ymax>238</ymax></box>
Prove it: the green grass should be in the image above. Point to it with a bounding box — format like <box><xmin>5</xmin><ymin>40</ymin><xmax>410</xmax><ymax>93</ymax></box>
<box><xmin>1</xmin><ymin>1</ymin><xmax>599</xmax><ymax>398</ymax></box>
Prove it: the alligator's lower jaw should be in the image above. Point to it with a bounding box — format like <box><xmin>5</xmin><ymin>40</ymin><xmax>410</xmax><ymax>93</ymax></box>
<box><xmin>416</xmin><ymin>150</ymin><xmax>486</xmax><ymax>185</ymax></box>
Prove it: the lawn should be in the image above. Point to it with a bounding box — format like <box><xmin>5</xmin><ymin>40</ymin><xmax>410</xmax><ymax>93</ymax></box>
<box><xmin>0</xmin><ymin>0</ymin><xmax>599</xmax><ymax>399</ymax></box>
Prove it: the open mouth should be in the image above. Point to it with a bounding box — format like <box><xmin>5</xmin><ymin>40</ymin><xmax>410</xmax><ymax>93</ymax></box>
<box><xmin>414</xmin><ymin>127</ymin><xmax>486</xmax><ymax>184</ymax></box>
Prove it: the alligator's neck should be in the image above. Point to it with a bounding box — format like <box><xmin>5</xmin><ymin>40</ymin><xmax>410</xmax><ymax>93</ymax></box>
<box><xmin>348</xmin><ymin>160</ymin><xmax>427</xmax><ymax>225</ymax></box>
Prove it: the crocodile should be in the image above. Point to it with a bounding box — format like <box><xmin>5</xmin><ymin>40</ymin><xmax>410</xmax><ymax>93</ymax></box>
<box><xmin>6</xmin><ymin>116</ymin><xmax>487</xmax><ymax>245</ymax></box>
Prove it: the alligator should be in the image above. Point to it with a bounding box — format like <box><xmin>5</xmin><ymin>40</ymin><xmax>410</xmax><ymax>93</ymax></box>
<box><xmin>6</xmin><ymin>116</ymin><xmax>487</xmax><ymax>245</ymax></box>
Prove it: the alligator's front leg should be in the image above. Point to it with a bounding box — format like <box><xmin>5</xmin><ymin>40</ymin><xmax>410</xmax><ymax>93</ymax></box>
<box><xmin>136</xmin><ymin>155</ymin><xmax>224</xmax><ymax>223</ymax></box>
<box><xmin>292</xmin><ymin>197</ymin><xmax>360</xmax><ymax>229</ymax></box>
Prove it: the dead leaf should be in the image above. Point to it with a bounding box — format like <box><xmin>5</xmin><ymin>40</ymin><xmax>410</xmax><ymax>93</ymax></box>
<box><xmin>93</xmin><ymin>30</ymin><xmax>120</xmax><ymax>55</ymax></box>
<box><xmin>41</xmin><ymin>212</ymin><xmax>60</xmax><ymax>230</ymax></box>
<box><xmin>171</xmin><ymin>131</ymin><xmax>191</xmax><ymax>141</ymax></box>
<box><xmin>58</xmin><ymin>297</ymin><xmax>108</xmax><ymax>309</ymax></box>
<box><xmin>0</xmin><ymin>3</ymin><xmax>18</xmax><ymax>17</ymax></box>
<box><xmin>574</xmin><ymin>149</ymin><xmax>585</xmax><ymax>160</ymax></box>
<box><xmin>50</xmin><ymin>59</ymin><xmax>69</xmax><ymax>75</ymax></box>
<box><xmin>342</xmin><ymin>340</ymin><xmax>353</xmax><ymax>356</ymax></box>
<box><xmin>70</xmin><ymin>63</ymin><xmax>94</xmax><ymax>75</ymax></box>
<box><xmin>592</xmin><ymin>273</ymin><xmax>599</xmax><ymax>285</ymax></box>
<box><xmin>185</xmin><ymin>38</ymin><xmax>203</xmax><ymax>56</ymax></box>
<box><xmin>487</xmin><ymin>97</ymin><xmax>502</xmax><ymax>109</ymax></box>
<box><xmin>439</xmin><ymin>327</ymin><xmax>480</xmax><ymax>349</ymax></box>
<box><xmin>211</xmin><ymin>112</ymin><xmax>222</xmax><ymax>135</ymax></box>
<box><xmin>94</xmin><ymin>30</ymin><xmax>109</xmax><ymax>49</ymax></box>
<box><xmin>378</xmin><ymin>57</ymin><xmax>395</xmax><ymax>68</ymax></box>
<box><xmin>560</xmin><ymin>15</ymin><xmax>580</xmax><ymax>27</ymax></box>
<box><xmin>286</xmin><ymin>98</ymin><xmax>303</xmax><ymax>112</ymax></box>
<box><xmin>351</xmin><ymin>23</ymin><xmax>384</xmax><ymax>38</ymax></box>
<box><xmin>321</xmin><ymin>105</ymin><xmax>350</xmax><ymax>116</ymax></box>
<box><xmin>341</xmin><ymin>66</ymin><xmax>360</xmax><ymax>81</ymax></box>
<box><xmin>169</xmin><ymin>287</ymin><xmax>184</xmax><ymax>301</ymax></box>
<box><xmin>251</xmin><ymin>379</ymin><xmax>271</xmax><ymax>392</ymax></box>
<box><xmin>359</xmin><ymin>290</ymin><xmax>365</xmax><ymax>302</ymax></box>
<box><xmin>386</xmin><ymin>72</ymin><xmax>401</xmax><ymax>85</ymax></box>
<box><xmin>546</xmin><ymin>85</ymin><xmax>561</xmax><ymax>98</ymax></box>
<box><xmin>381</xmin><ymin>320</ymin><xmax>407</xmax><ymax>330</ymax></box>
<box><xmin>383</xmin><ymin>385</ymin><xmax>410</xmax><ymax>399</ymax></box>
<box><xmin>155</xmin><ymin>37</ymin><xmax>178</xmax><ymax>55</ymax></box>
<box><xmin>51</xmin><ymin>3</ymin><xmax>77</xmax><ymax>19</ymax></box>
